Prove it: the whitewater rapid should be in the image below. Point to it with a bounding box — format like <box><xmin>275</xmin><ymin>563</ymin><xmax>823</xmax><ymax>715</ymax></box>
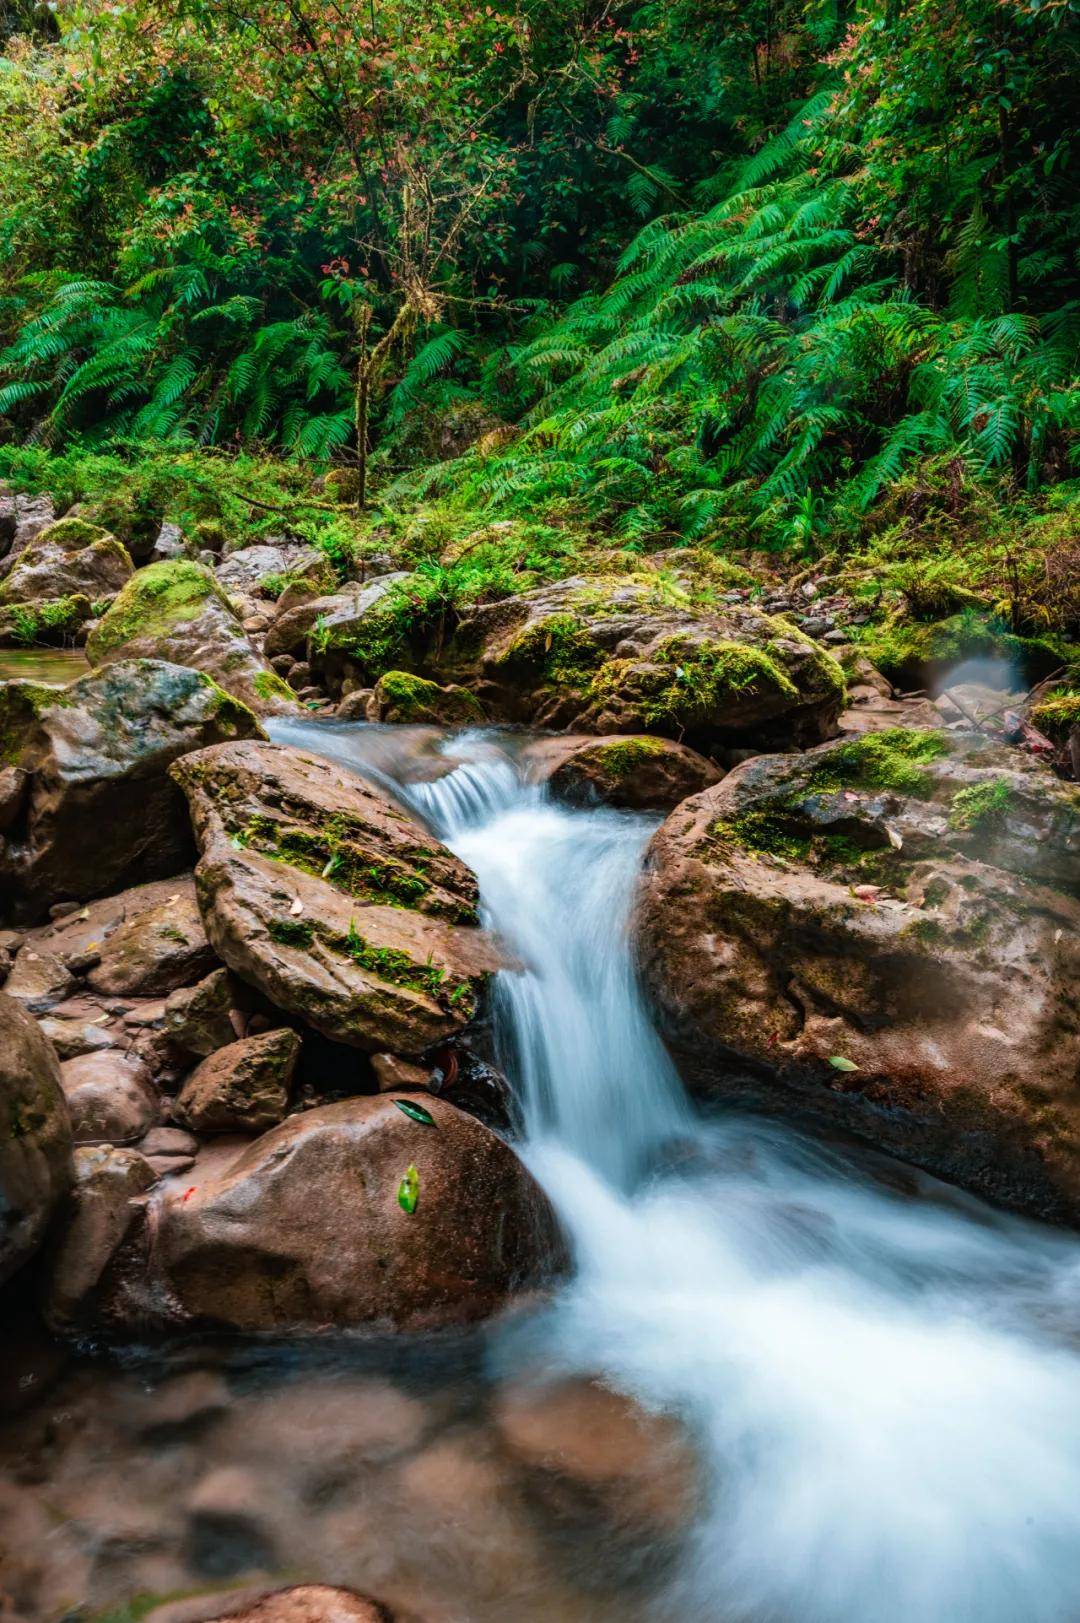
<box><xmin>271</xmin><ymin>719</ymin><xmax>1080</xmax><ymax>1623</ymax></box>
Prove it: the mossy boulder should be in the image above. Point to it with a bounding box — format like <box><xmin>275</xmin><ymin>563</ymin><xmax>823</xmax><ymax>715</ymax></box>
<box><xmin>437</xmin><ymin>572</ymin><xmax>845</xmax><ymax>748</ymax></box>
<box><xmin>636</xmin><ymin>729</ymin><xmax>1080</xmax><ymax>1222</ymax></box>
<box><xmin>87</xmin><ymin>560</ymin><xmax>299</xmax><ymax>716</ymax></box>
<box><xmin>523</xmin><ymin>732</ymin><xmax>721</xmax><ymax>811</ymax></box>
<box><xmin>0</xmin><ymin>990</ymin><xmax>72</xmax><ymax>1285</ymax></box>
<box><xmin>861</xmin><ymin>610</ymin><xmax>1066</xmax><ymax>690</ymax></box>
<box><xmin>1031</xmin><ymin>691</ymin><xmax>1080</xmax><ymax>742</ymax></box>
<box><xmin>368</xmin><ymin>671</ymin><xmax>484</xmax><ymax>727</ymax></box>
<box><xmin>0</xmin><ymin>659</ymin><xmax>265</xmax><ymax>922</ymax></box>
<box><xmin>0</xmin><ymin>519</ymin><xmax>133</xmax><ymax>608</ymax></box>
<box><xmin>170</xmin><ymin>739</ymin><xmax>501</xmax><ymax>1053</ymax></box>
<box><xmin>0</xmin><ymin>594</ymin><xmax>92</xmax><ymax>648</ymax></box>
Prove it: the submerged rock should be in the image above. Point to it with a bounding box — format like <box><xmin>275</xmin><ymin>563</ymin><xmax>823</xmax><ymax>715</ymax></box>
<box><xmin>637</xmin><ymin>727</ymin><xmax>1080</xmax><ymax>1221</ymax></box>
<box><xmin>523</xmin><ymin>732</ymin><xmax>721</xmax><ymax>811</ymax></box>
<box><xmin>0</xmin><ymin>662</ymin><xmax>264</xmax><ymax>922</ymax></box>
<box><xmin>0</xmin><ymin>991</ymin><xmax>72</xmax><ymax>1285</ymax></box>
<box><xmin>86</xmin><ymin>561</ymin><xmax>299</xmax><ymax>716</ymax></box>
<box><xmin>171</xmin><ymin>740</ymin><xmax>500</xmax><ymax>1053</ymax></box>
<box><xmin>142</xmin><ymin>1094</ymin><xmax>561</xmax><ymax>1332</ymax></box>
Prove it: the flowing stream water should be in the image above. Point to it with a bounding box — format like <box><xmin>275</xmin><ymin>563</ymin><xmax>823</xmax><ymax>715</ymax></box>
<box><xmin>287</xmin><ymin>719</ymin><xmax>1080</xmax><ymax>1623</ymax></box>
<box><xmin>7</xmin><ymin>717</ymin><xmax>1080</xmax><ymax>1622</ymax></box>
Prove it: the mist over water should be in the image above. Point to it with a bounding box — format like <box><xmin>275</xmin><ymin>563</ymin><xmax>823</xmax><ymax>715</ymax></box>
<box><xmin>273</xmin><ymin>719</ymin><xmax>1080</xmax><ymax>1623</ymax></box>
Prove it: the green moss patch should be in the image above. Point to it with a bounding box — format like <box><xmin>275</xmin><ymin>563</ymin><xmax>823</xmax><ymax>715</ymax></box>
<box><xmin>806</xmin><ymin>728</ymin><xmax>948</xmax><ymax>797</ymax></box>
<box><xmin>2</xmin><ymin>594</ymin><xmax>90</xmax><ymax>646</ymax></box>
<box><xmin>252</xmin><ymin>668</ymin><xmax>296</xmax><ymax>704</ymax></box>
<box><xmin>87</xmin><ymin>561</ymin><xmax>231</xmax><ymax>661</ymax></box>
<box><xmin>593</xmin><ymin>736</ymin><xmax>669</xmax><ymax>779</ymax></box>
<box><xmin>948</xmin><ymin>778</ymin><xmax>1014</xmax><ymax>833</ymax></box>
<box><xmin>644</xmin><ymin>635</ymin><xmax>798</xmax><ymax>726</ymax></box>
<box><xmin>267</xmin><ymin>917</ymin><xmax>315</xmax><ymax>948</ymax></box>
<box><xmin>1031</xmin><ymin>692</ymin><xmax>1080</xmax><ymax>741</ymax></box>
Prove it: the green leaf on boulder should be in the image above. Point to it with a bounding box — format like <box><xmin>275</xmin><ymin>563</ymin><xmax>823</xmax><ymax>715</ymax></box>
<box><xmin>395</xmin><ymin>1098</ymin><xmax>436</xmax><ymax>1126</ymax></box>
<box><xmin>397</xmin><ymin>1162</ymin><xmax>420</xmax><ymax>1214</ymax></box>
<box><xmin>828</xmin><ymin>1055</ymin><xmax>860</xmax><ymax>1072</ymax></box>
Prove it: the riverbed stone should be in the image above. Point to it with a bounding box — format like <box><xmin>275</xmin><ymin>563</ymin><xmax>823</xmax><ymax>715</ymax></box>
<box><xmin>175</xmin><ymin>1027</ymin><xmax>299</xmax><ymax>1132</ymax></box>
<box><xmin>60</xmin><ymin>1051</ymin><xmax>159</xmax><ymax>1143</ymax></box>
<box><xmin>524</xmin><ymin>732</ymin><xmax>721</xmax><ymax>810</ymax></box>
<box><xmin>171</xmin><ymin>740</ymin><xmax>500</xmax><ymax>1053</ymax></box>
<box><xmin>367</xmin><ymin>671</ymin><xmax>484</xmax><ymax>728</ymax></box>
<box><xmin>85</xmin><ymin>883</ymin><xmax>216</xmax><ymax>998</ymax></box>
<box><xmin>0</xmin><ymin>991</ymin><xmax>72</xmax><ymax>1284</ymax></box>
<box><xmin>41</xmin><ymin>1144</ymin><xmax>157</xmax><ymax>1332</ymax></box>
<box><xmin>144</xmin><ymin>1094</ymin><xmax>562</xmax><ymax>1331</ymax></box>
<box><xmin>0</xmin><ymin>660</ymin><xmax>265</xmax><ymax>921</ymax></box>
<box><xmin>637</xmin><ymin>727</ymin><xmax>1080</xmax><ymax>1222</ymax></box>
<box><xmin>164</xmin><ymin>968</ymin><xmax>242</xmax><ymax>1058</ymax></box>
<box><xmin>86</xmin><ymin>561</ymin><xmax>299</xmax><ymax>716</ymax></box>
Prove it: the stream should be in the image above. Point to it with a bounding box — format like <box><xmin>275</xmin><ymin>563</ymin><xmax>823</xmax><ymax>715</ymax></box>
<box><xmin>7</xmin><ymin>718</ymin><xmax>1080</xmax><ymax>1621</ymax></box>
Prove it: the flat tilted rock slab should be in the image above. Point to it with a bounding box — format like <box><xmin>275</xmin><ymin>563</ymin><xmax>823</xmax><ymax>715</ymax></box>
<box><xmin>171</xmin><ymin>740</ymin><xmax>501</xmax><ymax>1053</ymax></box>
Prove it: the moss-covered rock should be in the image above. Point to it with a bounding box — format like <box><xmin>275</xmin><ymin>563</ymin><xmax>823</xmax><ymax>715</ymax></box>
<box><xmin>0</xmin><ymin>659</ymin><xmax>266</xmax><ymax>922</ymax></box>
<box><xmin>0</xmin><ymin>519</ymin><xmax>133</xmax><ymax>608</ymax></box>
<box><xmin>439</xmin><ymin>573</ymin><xmax>846</xmax><ymax>748</ymax></box>
<box><xmin>861</xmin><ymin>610</ymin><xmax>1067</xmax><ymax>689</ymax></box>
<box><xmin>524</xmin><ymin>732</ymin><xmax>721</xmax><ymax>810</ymax></box>
<box><xmin>171</xmin><ymin>739</ymin><xmax>501</xmax><ymax>1052</ymax></box>
<box><xmin>87</xmin><ymin>560</ymin><xmax>299</xmax><ymax>715</ymax></box>
<box><xmin>0</xmin><ymin>593</ymin><xmax>92</xmax><ymax>648</ymax></box>
<box><xmin>636</xmin><ymin>729</ymin><xmax>1080</xmax><ymax>1222</ymax></box>
<box><xmin>369</xmin><ymin>670</ymin><xmax>484</xmax><ymax>727</ymax></box>
<box><xmin>1031</xmin><ymin>691</ymin><xmax>1080</xmax><ymax>741</ymax></box>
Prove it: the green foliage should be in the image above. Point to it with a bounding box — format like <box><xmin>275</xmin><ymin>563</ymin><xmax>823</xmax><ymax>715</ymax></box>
<box><xmin>808</xmin><ymin>729</ymin><xmax>949</xmax><ymax>797</ymax></box>
<box><xmin>948</xmin><ymin>778</ymin><xmax>1014</xmax><ymax>832</ymax></box>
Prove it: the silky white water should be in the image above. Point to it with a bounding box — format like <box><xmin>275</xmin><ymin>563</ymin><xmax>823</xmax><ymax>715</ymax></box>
<box><xmin>272</xmin><ymin>719</ymin><xmax>1080</xmax><ymax>1623</ymax></box>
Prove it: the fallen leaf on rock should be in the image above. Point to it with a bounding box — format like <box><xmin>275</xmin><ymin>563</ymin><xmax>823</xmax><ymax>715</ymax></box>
<box><xmin>851</xmin><ymin>884</ymin><xmax>881</xmax><ymax>901</ymax></box>
<box><xmin>397</xmin><ymin>1162</ymin><xmax>419</xmax><ymax>1214</ymax></box>
<box><xmin>289</xmin><ymin>898</ymin><xmax>304</xmax><ymax>916</ymax></box>
<box><xmin>886</xmin><ymin>824</ymin><xmax>904</xmax><ymax>850</ymax></box>
<box><xmin>395</xmin><ymin>1099</ymin><xmax>436</xmax><ymax>1126</ymax></box>
<box><xmin>828</xmin><ymin>1055</ymin><xmax>860</xmax><ymax>1073</ymax></box>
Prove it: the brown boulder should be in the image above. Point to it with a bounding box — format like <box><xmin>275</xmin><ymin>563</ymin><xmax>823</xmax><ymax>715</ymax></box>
<box><xmin>41</xmin><ymin>1144</ymin><xmax>157</xmax><ymax>1333</ymax></box>
<box><xmin>215</xmin><ymin>542</ymin><xmax>334</xmax><ymax>600</ymax></box>
<box><xmin>524</xmin><ymin>732</ymin><xmax>721</xmax><ymax>811</ymax></box>
<box><xmin>86</xmin><ymin>561</ymin><xmax>299</xmax><ymax>716</ymax></box>
<box><xmin>143</xmin><ymin>1094</ymin><xmax>561</xmax><ymax>1331</ymax></box>
<box><xmin>176</xmin><ymin>1028</ymin><xmax>299</xmax><ymax>1132</ymax></box>
<box><xmin>60</xmin><ymin>1051</ymin><xmax>159</xmax><ymax>1143</ymax></box>
<box><xmin>171</xmin><ymin>741</ymin><xmax>500</xmax><ymax>1053</ymax></box>
<box><xmin>85</xmin><ymin>883</ymin><xmax>216</xmax><ymax>997</ymax></box>
<box><xmin>637</xmin><ymin>727</ymin><xmax>1080</xmax><ymax>1221</ymax></box>
<box><xmin>0</xmin><ymin>991</ymin><xmax>72</xmax><ymax>1284</ymax></box>
<box><xmin>264</xmin><ymin>592</ymin><xmax>353</xmax><ymax>661</ymax></box>
<box><xmin>164</xmin><ymin>968</ymin><xmax>242</xmax><ymax>1057</ymax></box>
<box><xmin>183</xmin><ymin>1587</ymin><xmax>400</xmax><ymax>1623</ymax></box>
<box><xmin>366</xmin><ymin>672</ymin><xmax>484</xmax><ymax>728</ymax></box>
<box><xmin>0</xmin><ymin>660</ymin><xmax>265</xmax><ymax>922</ymax></box>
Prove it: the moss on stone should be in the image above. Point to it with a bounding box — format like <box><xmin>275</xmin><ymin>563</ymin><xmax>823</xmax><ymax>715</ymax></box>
<box><xmin>0</xmin><ymin>680</ymin><xmax>67</xmax><ymax>762</ymax></box>
<box><xmin>252</xmin><ymin>668</ymin><xmax>296</xmax><ymax>704</ymax></box>
<box><xmin>36</xmin><ymin>517</ymin><xmax>113</xmax><ymax>552</ymax></box>
<box><xmin>267</xmin><ymin>917</ymin><xmax>315</xmax><ymax>948</ymax></box>
<box><xmin>862</xmin><ymin>611</ymin><xmax>1066</xmax><ymax>686</ymax></box>
<box><xmin>2</xmin><ymin>594</ymin><xmax>90</xmax><ymax>646</ymax></box>
<box><xmin>644</xmin><ymin>634</ymin><xmax>798</xmax><ymax>726</ymax></box>
<box><xmin>593</xmin><ymin>735</ymin><xmax>669</xmax><ymax>779</ymax></box>
<box><xmin>807</xmin><ymin>728</ymin><xmax>948</xmax><ymax>797</ymax></box>
<box><xmin>87</xmin><ymin>560</ymin><xmax>228</xmax><ymax>661</ymax></box>
<box><xmin>337</xmin><ymin>919</ymin><xmax>458</xmax><ymax>1005</ymax></box>
<box><xmin>948</xmin><ymin>777</ymin><xmax>1014</xmax><ymax>832</ymax></box>
<box><xmin>503</xmin><ymin>612</ymin><xmax>602</xmax><ymax>686</ymax></box>
<box><xmin>1031</xmin><ymin>691</ymin><xmax>1080</xmax><ymax>740</ymax></box>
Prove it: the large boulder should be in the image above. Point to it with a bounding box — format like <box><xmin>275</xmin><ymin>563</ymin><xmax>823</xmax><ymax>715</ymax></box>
<box><xmin>0</xmin><ymin>518</ymin><xmax>133</xmax><ymax>604</ymax></box>
<box><xmin>41</xmin><ymin>1144</ymin><xmax>157</xmax><ymax>1332</ymax></box>
<box><xmin>264</xmin><ymin>591</ymin><xmax>356</xmax><ymax>661</ymax></box>
<box><xmin>0</xmin><ymin>991</ymin><xmax>72</xmax><ymax>1284</ymax></box>
<box><xmin>0</xmin><ymin>487</ymin><xmax>55</xmax><ymax>564</ymax></box>
<box><xmin>171</xmin><ymin>740</ymin><xmax>501</xmax><ymax>1053</ymax></box>
<box><xmin>637</xmin><ymin>727</ymin><xmax>1080</xmax><ymax>1221</ymax></box>
<box><xmin>367</xmin><ymin>671</ymin><xmax>484</xmax><ymax>727</ymax></box>
<box><xmin>86</xmin><ymin>561</ymin><xmax>299</xmax><ymax>716</ymax></box>
<box><xmin>522</xmin><ymin>732</ymin><xmax>721</xmax><ymax>811</ymax></box>
<box><xmin>143</xmin><ymin>1094</ymin><xmax>561</xmax><ymax>1331</ymax></box>
<box><xmin>0</xmin><ymin>661</ymin><xmax>265</xmax><ymax>922</ymax></box>
<box><xmin>316</xmin><ymin>567</ymin><xmax>845</xmax><ymax>748</ymax></box>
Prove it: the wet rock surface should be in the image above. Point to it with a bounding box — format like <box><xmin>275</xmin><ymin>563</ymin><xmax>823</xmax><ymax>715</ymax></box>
<box><xmin>0</xmin><ymin>661</ymin><xmax>265</xmax><ymax>921</ymax></box>
<box><xmin>637</xmin><ymin>728</ymin><xmax>1080</xmax><ymax>1220</ymax></box>
<box><xmin>0</xmin><ymin>518</ymin><xmax>133</xmax><ymax>608</ymax></box>
<box><xmin>175</xmin><ymin>1028</ymin><xmax>300</xmax><ymax>1133</ymax></box>
<box><xmin>523</xmin><ymin>732</ymin><xmax>721</xmax><ymax>811</ymax></box>
<box><xmin>0</xmin><ymin>991</ymin><xmax>72</xmax><ymax>1284</ymax></box>
<box><xmin>127</xmin><ymin>1094</ymin><xmax>562</xmax><ymax>1333</ymax></box>
<box><xmin>171</xmin><ymin>740</ymin><xmax>500</xmax><ymax>1053</ymax></box>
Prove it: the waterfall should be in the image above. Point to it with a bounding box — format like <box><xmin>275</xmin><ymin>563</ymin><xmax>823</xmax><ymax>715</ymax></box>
<box><xmin>269</xmin><ymin>718</ymin><xmax>1080</xmax><ymax>1623</ymax></box>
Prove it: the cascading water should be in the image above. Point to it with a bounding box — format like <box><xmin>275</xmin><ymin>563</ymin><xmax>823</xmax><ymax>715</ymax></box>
<box><xmin>272</xmin><ymin>717</ymin><xmax>1080</xmax><ymax>1623</ymax></box>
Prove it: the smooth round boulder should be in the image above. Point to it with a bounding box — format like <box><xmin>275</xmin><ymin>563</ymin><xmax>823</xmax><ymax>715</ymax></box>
<box><xmin>523</xmin><ymin>733</ymin><xmax>721</xmax><ymax>811</ymax></box>
<box><xmin>60</xmin><ymin>1051</ymin><xmax>159</xmax><ymax>1144</ymax></box>
<box><xmin>151</xmin><ymin>1094</ymin><xmax>562</xmax><ymax>1332</ymax></box>
<box><xmin>0</xmin><ymin>991</ymin><xmax>72</xmax><ymax>1284</ymax></box>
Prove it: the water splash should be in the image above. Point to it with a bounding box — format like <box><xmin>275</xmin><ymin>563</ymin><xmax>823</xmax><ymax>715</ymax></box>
<box><xmin>268</xmin><ymin>717</ymin><xmax>1080</xmax><ymax>1623</ymax></box>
